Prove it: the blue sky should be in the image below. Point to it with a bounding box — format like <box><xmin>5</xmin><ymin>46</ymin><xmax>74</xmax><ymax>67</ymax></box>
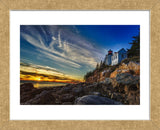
<box><xmin>20</xmin><ymin>25</ymin><xmax>139</xmax><ymax>81</ymax></box>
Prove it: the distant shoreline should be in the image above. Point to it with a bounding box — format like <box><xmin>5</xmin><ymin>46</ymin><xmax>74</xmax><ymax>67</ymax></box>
<box><xmin>20</xmin><ymin>80</ymin><xmax>69</xmax><ymax>88</ymax></box>
<box><xmin>20</xmin><ymin>80</ymin><xmax>81</xmax><ymax>84</ymax></box>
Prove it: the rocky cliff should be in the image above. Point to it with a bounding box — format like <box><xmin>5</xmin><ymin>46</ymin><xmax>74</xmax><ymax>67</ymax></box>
<box><xmin>84</xmin><ymin>60</ymin><xmax>140</xmax><ymax>105</ymax></box>
<box><xmin>86</xmin><ymin>61</ymin><xmax>140</xmax><ymax>83</ymax></box>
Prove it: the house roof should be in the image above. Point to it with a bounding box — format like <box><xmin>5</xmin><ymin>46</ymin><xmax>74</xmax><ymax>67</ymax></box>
<box><xmin>118</xmin><ymin>48</ymin><xmax>126</xmax><ymax>52</ymax></box>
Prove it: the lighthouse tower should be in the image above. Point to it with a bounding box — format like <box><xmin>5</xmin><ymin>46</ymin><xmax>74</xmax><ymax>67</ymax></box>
<box><xmin>107</xmin><ymin>49</ymin><xmax>113</xmax><ymax>65</ymax></box>
<box><xmin>104</xmin><ymin>49</ymin><xmax>113</xmax><ymax>65</ymax></box>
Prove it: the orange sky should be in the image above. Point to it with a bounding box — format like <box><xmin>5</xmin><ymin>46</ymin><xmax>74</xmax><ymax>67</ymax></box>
<box><xmin>20</xmin><ymin>63</ymin><xmax>83</xmax><ymax>83</ymax></box>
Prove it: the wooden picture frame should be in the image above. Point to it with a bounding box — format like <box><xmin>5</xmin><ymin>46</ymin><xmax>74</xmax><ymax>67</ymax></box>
<box><xmin>0</xmin><ymin>0</ymin><xmax>159</xmax><ymax>129</ymax></box>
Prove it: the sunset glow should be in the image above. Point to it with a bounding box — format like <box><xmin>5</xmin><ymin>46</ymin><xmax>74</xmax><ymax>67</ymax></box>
<box><xmin>20</xmin><ymin>62</ymin><xmax>83</xmax><ymax>83</ymax></box>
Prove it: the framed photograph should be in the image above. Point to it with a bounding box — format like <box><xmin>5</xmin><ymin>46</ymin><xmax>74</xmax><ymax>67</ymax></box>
<box><xmin>0</xmin><ymin>0</ymin><xmax>160</xmax><ymax>129</ymax></box>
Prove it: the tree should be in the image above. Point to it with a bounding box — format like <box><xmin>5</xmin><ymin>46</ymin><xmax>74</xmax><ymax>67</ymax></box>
<box><xmin>102</xmin><ymin>61</ymin><xmax>105</xmax><ymax>67</ymax></box>
<box><xmin>96</xmin><ymin>63</ymin><xmax>99</xmax><ymax>69</ymax></box>
<box><xmin>84</xmin><ymin>71</ymin><xmax>93</xmax><ymax>80</ymax></box>
<box><xmin>127</xmin><ymin>31</ymin><xmax>140</xmax><ymax>58</ymax></box>
<box><xmin>100</xmin><ymin>60</ymin><xmax>103</xmax><ymax>68</ymax></box>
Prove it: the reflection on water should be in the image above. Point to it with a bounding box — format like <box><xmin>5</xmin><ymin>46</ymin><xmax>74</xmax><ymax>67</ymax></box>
<box><xmin>20</xmin><ymin>80</ymin><xmax>67</xmax><ymax>88</ymax></box>
<box><xmin>33</xmin><ymin>82</ymin><xmax>67</xmax><ymax>88</ymax></box>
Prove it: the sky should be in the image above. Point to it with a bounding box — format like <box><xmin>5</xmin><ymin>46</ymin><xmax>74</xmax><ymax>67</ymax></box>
<box><xmin>20</xmin><ymin>25</ymin><xmax>140</xmax><ymax>83</ymax></box>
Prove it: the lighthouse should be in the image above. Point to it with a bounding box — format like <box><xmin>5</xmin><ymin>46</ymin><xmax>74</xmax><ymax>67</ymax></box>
<box><xmin>104</xmin><ymin>49</ymin><xmax>113</xmax><ymax>65</ymax></box>
<box><xmin>107</xmin><ymin>49</ymin><xmax>113</xmax><ymax>65</ymax></box>
<box><xmin>104</xmin><ymin>48</ymin><xmax>127</xmax><ymax>66</ymax></box>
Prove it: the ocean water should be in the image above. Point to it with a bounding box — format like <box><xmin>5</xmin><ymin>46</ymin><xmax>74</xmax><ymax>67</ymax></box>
<box><xmin>20</xmin><ymin>80</ymin><xmax>68</xmax><ymax>88</ymax></box>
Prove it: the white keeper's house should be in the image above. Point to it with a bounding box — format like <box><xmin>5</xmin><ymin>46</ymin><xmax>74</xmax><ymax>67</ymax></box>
<box><xmin>104</xmin><ymin>48</ymin><xmax>127</xmax><ymax>66</ymax></box>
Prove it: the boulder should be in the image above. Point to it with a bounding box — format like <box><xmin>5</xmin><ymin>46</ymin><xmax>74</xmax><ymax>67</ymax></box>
<box><xmin>74</xmin><ymin>95</ymin><xmax>122</xmax><ymax>105</ymax></box>
<box><xmin>60</xmin><ymin>86</ymin><xmax>73</xmax><ymax>94</ymax></box>
<box><xmin>102</xmin><ymin>84</ymin><xmax>113</xmax><ymax>92</ymax></box>
<box><xmin>20</xmin><ymin>86</ymin><xmax>43</xmax><ymax>103</ymax></box>
<box><xmin>111</xmin><ymin>92</ymin><xmax>122</xmax><ymax>101</ymax></box>
<box><xmin>104</xmin><ymin>78</ymin><xmax>112</xmax><ymax>85</ymax></box>
<box><xmin>72</xmin><ymin>87</ymin><xmax>83</xmax><ymax>96</ymax></box>
<box><xmin>110</xmin><ymin>70</ymin><xmax>119</xmax><ymax>78</ymax></box>
<box><xmin>110</xmin><ymin>61</ymin><xmax>140</xmax><ymax>78</ymax></box>
<box><xmin>60</xmin><ymin>94</ymin><xmax>75</xmax><ymax>102</ymax></box>
<box><xmin>111</xmin><ymin>92</ymin><xmax>118</xmax><ymax>100</ymax></box>
<box><xmin>127</xmin><ymin>90</ymin><xmax>140</xmax><ymax>105</ymax></box>
<box><xmin>24</xmin><ymin>90</ymin><xmax>56</xmax><ymax>105</ymax></box>
<box><xmin>20</xmin><ymin>94</ymin><xmax>34</xmax><ymax>104</ymax></box>
<box><xmin>109</xmin><ymin>73</ymin><xmax>139</xmax><ymax>96</ymax></box>
<box><xmin>128</xmin><ymin>61</ymin><xmax>140</xmax><ymax>75</ymax></box>
<box><xmin>115</xmin><ymin>73</ymin><xmax>139</xmax><ymax>86</ymax></box>
<box><xmin>83</xmin><ymin>83</ymin><xmax>103</xmax><ymax>95</ymax></box>
<box><xmin>106</xmin><ymin>90</ymin><xmax>112</xmax><ymax>98</ymax></box>
<box><xmin>20</xmin><ymin>83</ymin><xmax>35</xmax><ymax>93</ymax></box>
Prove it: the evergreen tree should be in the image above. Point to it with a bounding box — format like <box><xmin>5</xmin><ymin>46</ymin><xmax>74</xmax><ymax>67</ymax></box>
<box><xmin>102</xmin><ymin>61</ymin><xmax>105</xmax><ymax>68</ymax></box>
<box><xmin>84</xmin><ymin>71</ymin><xmax>93</xmax><ymax>80</ymax></box>
<box><xmin>100</xmin><ymin>60</ymin><xmax>103</xmax><ymax>68</ymax></box>
<box><xmin>127</xmin><ymin>30</ymin><xmax>140</xmax><ymax>58</ymax></box>
<box><xmin>96</xmin><ymin>63</ymin><xmax>99</xmax><ymax>69</ymax></box>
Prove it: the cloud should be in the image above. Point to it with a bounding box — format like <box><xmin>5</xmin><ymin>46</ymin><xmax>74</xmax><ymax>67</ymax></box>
<box><xmin>20</xmin><ymin>25</ymin><xmax>106</xmax><ymax>74</ymax></box>
<box><xmin>20</xmin><ymin>62</ymin><xmax>81</xmax><ymax>81</ymax></box>
<box><xmin>38</xmin><ymin>49</ymin><xmax>81</xmax><ymax>68</ymax></box>
<box><xmin>20</xmin><ymin>62</ymin><xmax>63</xmax><ymax>76</ymax></box>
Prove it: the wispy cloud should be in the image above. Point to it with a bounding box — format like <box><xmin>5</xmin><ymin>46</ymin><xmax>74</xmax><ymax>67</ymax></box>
<box><xmin>21</xmin><ymin>26</ymin><xmax>105</xmax><ymax>65</ymax></box>
<box><xmin>20</xmin><ymin>62</ymin><xmax>63</xmax><ymax>76</ymax></box>
<box><xmin>20</xmin><ymin>25</ymin><xmax>106</xmax><ymax>80</ymax></box>
<box><xmin>38</xmin><ymin>49</ymin><xmax>81</xmax><ymax>68</ymax></box>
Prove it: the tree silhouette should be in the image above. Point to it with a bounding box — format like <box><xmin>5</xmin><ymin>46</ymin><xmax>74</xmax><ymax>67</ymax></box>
<box><xmin>100</xmin><ymin>60</ymin><xmax>103</xmax><ymax>68</ymax></box>
<box><xmin>96</xmin><ymin>63</ymin><xmax>99</xmax><ymax>69</ymax></box>
<box><xmin>127</xmin><ymin>30</ymin><xmax>140</xmax><ymax>58</ymax></box>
